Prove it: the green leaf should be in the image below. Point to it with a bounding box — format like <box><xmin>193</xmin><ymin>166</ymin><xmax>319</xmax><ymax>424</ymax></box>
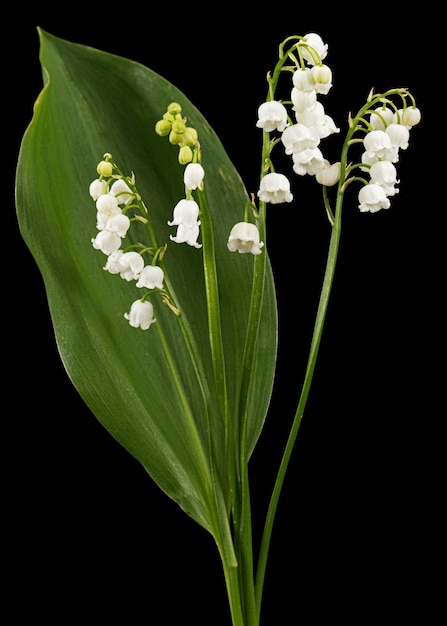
<box><xmin>15</xmin><ymin>29</ymin><xmax>277</xmax><ymax>540</ymax></box>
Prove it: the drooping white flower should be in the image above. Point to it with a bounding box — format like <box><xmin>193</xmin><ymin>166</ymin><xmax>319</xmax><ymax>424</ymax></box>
<box><xmin>118</xmin><ymin>251</ymin><xmax>145</xmax><ymax>281</ymax></box>
<box><xmin>291</xmin><ymin>87</ymin><xmax>317</xmax><ymax>114</ymax></box>
<box><xmin>110</xmin><ymin>179</ymin><xmax>134</xmax><ymax>205</ymax></box>
<box><xmin>103</xmin><ymin>250</ymin><xmax>124</xmax><ymax>274</ymax></box>
<box><xmin>385</xmin><ymin>123</ymin><xmax>410</xmax><ymax>151</ymax></box>
<box><xmin>292</xmin><ymin>68</ymin><xmax>315</xmax><ymax>92</ymax></box>
<box><xmin>256</xmin><ymin>100</ymin><xmax>289</xmax><ymax>132</ymax></box>
<box><xmin>310</xmin><ymin>64</ymin><xmax>332</xmax><ymax>95</ymax></box>
<box><xmin>369</xmin><ymin>160</ymin><xmax>399</xmax><ymax>196</ymax></box>
<box><xmin>315</xmin><ymin>160</ymin><xmax>341</xmax><ymax>186</ymax></box>
<box><xmin>301</xmin><ymin>33</ymin><xmax>328</xmax><ymax>65</ymax></box>
<box><xmin>89</xmin><ymin>178</ymin><xmax>107</xmax><ymax>200</ymax></box>
<box><xmin>184</xmin><ymin>163</ymin><xmax>205</xmax><ymax>191</ymax></box>
<box><xmin>124</xmin><ymin>299</ymin><xmax>156</xmax><ymax>330</ymax></box>
<box><xmin>100</xmin><ymin>213</ymin><xmax>131</xmax><ymax>237</ymax></box>
<box><xmin>91</xmin><ymin>230</ymin><xmax>122</xmax><ymax>255</ymax></box>
<box><xmin>96</xmin><ymin>192</ymin><xmax>120</xmax><ymax>216</ymax></box>
<box><xmin>401</xmin><ymin>107</ymin><xmax>421</xmax><ymax>128</ymax></box>
<box><xmin>363</xmin><ymin>130</ymin><xmax>394</xmax><ymax>160</ymax></box>
<box><xmin>136</xmin><ymin>265</ymin><xmax>165</xmax><ymax>289</ymax></box>
<box><xmin>292</xmin><ymin>147</ymin><xmax>325</xmax><ymax>176</ymax></box>
<box><xmin>227</xmin><ymin>222</ymin><xmax>264</xmax><ymax>255</ymax></box>
<box><xmin>369</xmin><ymin>107</ymin><xmax>395</xmax><ymax>131</ymax></box>
<box><xmin>167</xmin><ymin>199</ymin><xmax>200</xmax><ymax>227</ymax></box>
<box><xmin>296</xmin><ymin>101</ymin><xmax>339</xmax><ymax>139</ymax></box>
<box><xmin>358</xmin><ymin>183</ymin><xmax>391</xmax><ymax>213</ymax></box>
<box><xmin>281</xmin><ymin>123</ymin><xmax>320</xmax><ymax>155</ymax></box>
<box><xmin>257</xmin><ymin>172</ymin><xmax>293</xmax><ymax>204</ymax></box>
<box><xmin>170</xmin><ymin>223</ymin><xmax>202</xmax><ymax>248</ymax></box>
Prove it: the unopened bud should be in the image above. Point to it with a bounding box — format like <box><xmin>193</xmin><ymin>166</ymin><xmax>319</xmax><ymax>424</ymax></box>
<box><xmin>155</xmin><ymin>119</ymin><xmax>172</xmax><ymax>136</ymax></box>
<box><xmin>169</xmin><ymin>130</ymin><xmax>183</xmax><ymax>145</ymax></box>
<box><xmin>178</xmin><ymin>145</ymin><xmax>193</xmax><ymax>164</ymax></box>
<box><xmin>183</xmin><ymin>127</ymin><xmax>198</xmax><ymax>146</ymax></box>
<box><xmin>167</xmin><ymin>102</ymin><xmax>182</xmax><ymax>116</ymax></box>
<box><xmin>97</xmin><ymin>160</ymin><xmax>113</xmax><ymax>176</ymax></box>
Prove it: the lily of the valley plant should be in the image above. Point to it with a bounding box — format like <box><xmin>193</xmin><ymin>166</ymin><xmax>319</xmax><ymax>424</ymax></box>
<box><xmin>16</xmin><ymin>30</ymin><xmax>420</xmax><ymax>626</ymax></box>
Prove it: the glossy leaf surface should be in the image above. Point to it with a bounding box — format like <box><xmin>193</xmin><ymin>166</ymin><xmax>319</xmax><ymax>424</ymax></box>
<box><xmin>16</xmin><ymin>30</ymin><xmax>277</xmax><ymax>535</ymax></box>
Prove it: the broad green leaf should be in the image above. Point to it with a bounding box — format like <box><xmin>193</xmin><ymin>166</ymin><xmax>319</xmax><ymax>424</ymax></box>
<box><xmin>16</xmin><ymin>30</ymin><xmax>277</xmax><ymax>537</ymax></box>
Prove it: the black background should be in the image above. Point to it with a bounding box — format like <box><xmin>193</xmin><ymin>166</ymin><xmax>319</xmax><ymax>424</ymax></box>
<box><xmin>7</xmin><ymin>8</ymin><xmax>442</xmax><ymax>625</ymax></box>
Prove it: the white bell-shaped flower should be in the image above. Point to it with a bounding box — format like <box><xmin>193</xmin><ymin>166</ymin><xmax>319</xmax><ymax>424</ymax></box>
<box><xmin>256</xmin><ymin>100</ymin><xmax>288</xmax><ymax>133</ymax></box>
<box><xmin>170</xmin><ymin>223</ymin><xmax>202</xmax><ymax>248</ymax></box>
<box><xmin>89</xmin><ymin>178</ymin><xmax>107</xmax><ymax>200</ymax></box>
<box><xmin>358</xmin><ymin>183</ymin><xmax>391</xmax><ymax>213</ymax></box>
<box><xmin>118</xmin><ymin>251</ymin><xmax>145</xmax><ymax>281</ymax></box>
<box><xmin>91</xmin><ymin>230</ymin><xmax>121</xmax><ymax>255</ymax></box>
<box><xmin>124</xmin><ymin>299</ymin><xmax>156</xmax><ymax>330</ymax></box>
<box><xmin>292</xmin><ymin>147</ymin><xmax>325</xmax><ymax>176</ymax></box>
<box><xmin>401</xmin><ymin>107</ymin><xmax>421</xmax><ymax>128</ymax></box>
<box><xmin>184</xmin><ymin>163</ymin><xmax>205</xmax><ymax>191</ymax></box>
<box><xmin>310</xmin><ymin>64</ymin><xmax>332</xmax><ymax>95</ymax></box>
<box><xmin>103</xmin><ymin>250</ymin><xmax>124</xmax><ymax>274</ymax></box>
<box><xmin>301</xmin><ymin>33</ymin><xmax>328</xmax><ymax>65</ymax></box>
<box><xmin>101</xmin><ymin>213</ymin><xmax>131</xmax><ymax>237</ymax></box>
<box><xmin>363</xmin><ymin>130</ymin><xmax>393</xmax><ymax>159</ymax></box>
<box><xmin>296</xmin><ymin>101</ymin><xmax>339</xmax><ymax>139</ymax></box>
<box><xmin>168</xmin><ymin>199</ymin><xmax>200</xmax><ymax>227</ymax></box>
<box><xmin>281</xmin><ymin>123</ymin><xmax>320</xmax><ymax>155</ymax></box>
<box><xmin>110</xmin><ymin>179</ymin><xmax>134</xmax><ymax>205</ymax></box>
<box><xmin>291</xmin><ymin>87</ymin><xmax>317</xmax><ymax>114</ymax></box>
<box><xmin>369</xmin><ymin>160</ymin><xmax>399</xmax><ymax>196</ymax></box>
<box><xmin>292</xmin><ymin>67</ymin><xmax>315</xmax><ymax>92</ymax></box>
<box><xmin>369</xmin><ymin>107</ymin><xmax>395</xmax><ymax>130</ymax></box>
<box><xmin>257</xmin><ymin>172</ymin><xmax>293</xmax><ymax>204</ymax></box>
<box><xmin>315</xmin><ymin>161</ymin><xmax>341</xmax><ymax>186</ymax></box>
<box><xmin>227</xmin><ymin>222</ymin><xmax>264</xmax><ymax>255</ymax></box>
<box><xmin>385</xmin><ymin>123</ymin><xmax>410</xmax><ymax>151</ymax></box>
<box><xmin>136</xmin><ymin>265</ymin><xmax>165</xmax><ymax>289</ymax></box>
<box><xmin>96</xmin><ymin>192</ymin><xmax>120</xmax><ymax>216</ymax></box>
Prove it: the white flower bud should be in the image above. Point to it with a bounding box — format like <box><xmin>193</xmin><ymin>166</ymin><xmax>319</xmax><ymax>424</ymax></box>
<box><xmin>89</xmin><ymin>178</ymin><xmax>107</xmax><ymax>200</ymax></box>
<box><xmin>184</xmin><ymin>163</ymin><xmax>205</xmax><ymax>191</ymax></box>
<box><xmin>316</xmin><ymin>161</ymin><xmax>341</xmax><ymax>186</ymax></box>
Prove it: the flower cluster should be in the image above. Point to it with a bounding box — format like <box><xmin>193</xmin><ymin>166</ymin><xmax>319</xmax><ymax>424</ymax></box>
<box><xmin>256</xmin><ymin>32</ymin><xmax>340</xmax><ymax>205</ymax></box>
<box><xmin>89</xmin><ymin>153</ymin><xmax>167</xmax><ymax>330</ymax></box>
<box><xmin>356</xmin><ymin>104</ymin><xmax>421</xmax><ymax>213</ymax></box>
<box><xmin>155</xmin><ymin>101</ymin><xmax>199</xmax><ymax>165</ymax></box>
<box><xmin>89</xmin><ymin>37</ymin><xmax>421</xmax><ymax>331</ymax></box>
<box><xmin>253</xmin><ymin>32</ymin><xmax>421</xmax><ymax>217</ymax></box>
<box><xmin>155</xmin><ymin>103</ymin><xmax>204</xmax><ymax>249</ymax></box>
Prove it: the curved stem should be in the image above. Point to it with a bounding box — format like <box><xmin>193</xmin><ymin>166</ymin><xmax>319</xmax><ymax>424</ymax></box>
<box><xmin>254</xmin><ymin>116</ymin><xmax>359</xmax><ymax>619</ymax></box>
<box><xmin>254</xmin><ymin>190</ymin><xmax>344</xmax><ymax>618</ymax></box>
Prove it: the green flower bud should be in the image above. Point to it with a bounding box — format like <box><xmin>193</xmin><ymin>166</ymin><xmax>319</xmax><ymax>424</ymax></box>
<box><xmin>163</xmin><ymin>112</ymin><xmax>175</xmax><ymax>122</ymax></box>
<box><xmin>167</xmin><ymin>102</ymin><xmax>182</xmax><ymax>115</ymax></box>
<box><xmin>155</xmin><ymin>119</ymin><xmax>172</xmax><ymax>136</ymax></box>
<box><xmin>183</xmin><ymin>127</ymin><xmax>198</xmax><ymax>146</ymax></box>
<box><xmin>97</xmin><ymin>160</ymin><xmax>113</xmax><ymax>176</ymax></box>
<box><xmin>169</xmin><ymin>130</ymin><xmax>183</xmax><ymax>145</ymax></box>
<box><xmin>178</xmin><ymin>145</ymin><xmax>193</xmax><ymax>164</ymax></box>
<box><xmin>171</xmin><ymin>119</ymin><xmax>186</xmax><ymax>134</ymax></box>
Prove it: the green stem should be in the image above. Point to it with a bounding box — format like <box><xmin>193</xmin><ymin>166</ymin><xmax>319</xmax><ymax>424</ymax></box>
<box><xmin>233</xmin><ymin>168</ymin><xmax>269</xmax><ymax>625</ymax></box>
<box><xmin>197</xmin><ymin>187</ymin><xmax>234</xmax><ymax>481</ymax></box>
<box><xmin>254</xmin><ymin>195</ymin><xmax>343</xmax><ymax>620</ymax></box>
<box><xmin>155</xmin><ymin>313</ymin><xmax>245</xmax><ymax>626</ymax></box>
<box><xmin>235</xmin><ymin>199</ymin><xmax>267</xmax><ymax>626</ymax></box>
<box><xmin>254</xmin><ymin>133</ymin><xmax>355</xmax><ymax>621</ymax></box>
